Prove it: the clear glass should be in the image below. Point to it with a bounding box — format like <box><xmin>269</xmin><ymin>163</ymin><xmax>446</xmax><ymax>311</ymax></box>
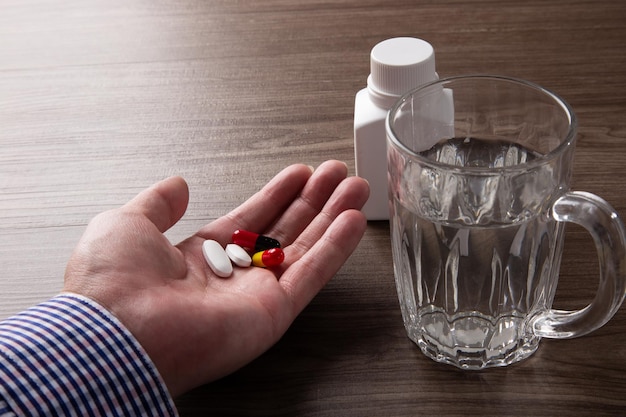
<box><xmin>386</xmin><ymin>76</ymin><xmax>626</xmax><ymax>369</ymax></box>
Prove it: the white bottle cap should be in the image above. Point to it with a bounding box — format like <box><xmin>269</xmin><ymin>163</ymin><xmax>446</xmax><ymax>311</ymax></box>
<box><xmin>367</xmin><ymin>37</ymin><xmax>437</xmax><ymax>107</ymax></box>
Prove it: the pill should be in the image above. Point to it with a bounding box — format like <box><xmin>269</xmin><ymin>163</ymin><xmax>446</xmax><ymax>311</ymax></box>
<box><xmin>232</xmin><ymin>229</ymin><xmax>281</xmax><ymax>252</ymax></box>
<box><xmin>225</xmin><ymin>243</ymin><xmax>252</xmax><ymax>268</ymax></box>
<box><xmin>202</xmin><ymin>240</ymin><xmax>233</xmax><ymax>278</ymax></box>
<box><xmin>251</xmin><ymin>248</ymin><xmax>285</xmax><ymax>268</ymax></box>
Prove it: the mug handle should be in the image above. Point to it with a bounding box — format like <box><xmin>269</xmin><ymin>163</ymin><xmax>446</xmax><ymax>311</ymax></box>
<box><xmin>531</xmin><ymin>191</ymin><xmax>626</xmax><ymax>338</ymax></box>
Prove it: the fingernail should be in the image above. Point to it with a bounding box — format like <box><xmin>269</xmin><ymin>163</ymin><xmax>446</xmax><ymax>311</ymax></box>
<box><xmin>307</xmin><ymin>165</ymin><xmax>315</xmax><ymax>173</ymax></box>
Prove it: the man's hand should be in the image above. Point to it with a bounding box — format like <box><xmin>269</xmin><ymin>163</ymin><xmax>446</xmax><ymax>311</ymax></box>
<box><xmin>63</xmin><ymin>160</ymin><xmax>369</xmax><ymax>397</ymax></box>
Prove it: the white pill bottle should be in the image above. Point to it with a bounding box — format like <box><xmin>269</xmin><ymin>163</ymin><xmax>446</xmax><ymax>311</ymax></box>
<box><xmin>354</xmin><ymin>37</ymin><xmax>440</xmax><ymax>221</ymax></box>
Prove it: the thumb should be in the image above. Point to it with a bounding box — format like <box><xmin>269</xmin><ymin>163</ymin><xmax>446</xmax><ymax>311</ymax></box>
<box><xmin>124</xmin><ymin>176</ymin><xmax>190</xmax><ymax>233</ymax></box>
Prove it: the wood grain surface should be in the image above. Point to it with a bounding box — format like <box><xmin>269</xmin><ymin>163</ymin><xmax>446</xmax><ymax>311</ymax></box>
<box><xmin>1</xmin><ymin>0</ymin><xmax>625</xmax><ymax>415</ymax></box>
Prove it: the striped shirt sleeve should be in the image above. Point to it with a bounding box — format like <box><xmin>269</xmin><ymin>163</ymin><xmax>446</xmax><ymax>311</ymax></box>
<box><xmin>0</xmin><ymin>293</ymin><xmax>178</xmax><ymax>417</ymax></box>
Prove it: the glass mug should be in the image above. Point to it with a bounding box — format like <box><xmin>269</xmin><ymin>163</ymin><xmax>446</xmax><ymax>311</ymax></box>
<box><xmin>386</xmin><ymin>75</ymin><xmax>626</xmax><ymax>369</ymax></box>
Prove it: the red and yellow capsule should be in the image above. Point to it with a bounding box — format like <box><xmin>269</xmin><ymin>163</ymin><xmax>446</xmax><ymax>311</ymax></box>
<box><xmin>251</xmin><ymin>248</ymin><xmax>285</xmax><ymax>268</ymax></box>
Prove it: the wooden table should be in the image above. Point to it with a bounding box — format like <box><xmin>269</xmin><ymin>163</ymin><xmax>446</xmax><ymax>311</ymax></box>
<box><xmin>1</xmin><ymin>1</ymin><xmax>625</xmax><ymax>415</ymax></box>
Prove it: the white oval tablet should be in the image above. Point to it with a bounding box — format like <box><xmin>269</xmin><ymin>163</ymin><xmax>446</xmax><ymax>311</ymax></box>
<box><xmin>202</xmin><ymin>240</ymin><xmax>233</xmax><ymax>278</ymax></box>
<box><xmin>226</xmin><ymin>243</ymin><xmax>252</xmax><ymax>267</ymax></box>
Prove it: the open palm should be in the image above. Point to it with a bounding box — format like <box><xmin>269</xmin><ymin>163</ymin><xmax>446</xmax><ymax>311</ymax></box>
<box><xmin>63</xmin><ymin>160</ymin><xmax>369</xmax><ymax>397</ymax></box>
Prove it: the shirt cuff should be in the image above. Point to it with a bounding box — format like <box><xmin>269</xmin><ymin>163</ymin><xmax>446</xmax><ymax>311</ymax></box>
<box><xmin>0</xmin><ymin>293</ymin><xmax>178</xmax><ymax>417</ymax></box>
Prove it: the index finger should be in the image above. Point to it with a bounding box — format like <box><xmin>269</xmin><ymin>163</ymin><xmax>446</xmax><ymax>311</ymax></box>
<box><xmin>197</xmin><ymin>163</ymin><xmax>314</xmax><ymax>244</ymax></box>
